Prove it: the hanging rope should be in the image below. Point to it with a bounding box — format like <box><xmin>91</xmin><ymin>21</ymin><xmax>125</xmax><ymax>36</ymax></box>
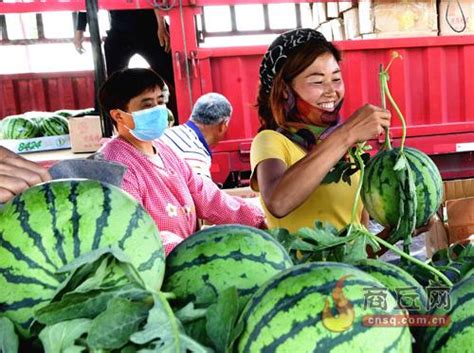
<box><xmin>445</xmin><ymin>0</ymin><xmax>467</xmax><ymax>33</ymax></box>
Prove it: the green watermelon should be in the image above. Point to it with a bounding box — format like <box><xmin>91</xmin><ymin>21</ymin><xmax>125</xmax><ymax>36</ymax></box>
<box><xmin>422</xmin><ymin>274</ymin><xmax>474</xmax><ymax>353</ymax></box>
<box><xmin>354</xmin><ymin>259</ymin><xmax>428</xmax><ymax>313</ymax></box>
<box><xmin>236</xmin><ymin>262</ymin><xmax>412</xmax><ymax>353</ymax></box>
<box><xmin>0</xmin><ymin>179</ymin><xmax>165</xmax><ymax>336</ymax></box>
<box><xmin>1</xmin><ymin>115</ymin><xmax>39</xmax><ymax>139</ymax></box>
<box><xmin>163</xmin><ymin>225</ymin><xmax>293</xmax><ymax>307</ymax></box>
<box><xmin>39</xmin><ymin>115</ymin><xmax>69</xmax><ymax>136</ymax></box>
<box><xmin>54</xmin><ymin>108</ymin><xmax>95</xmax><ymax>118</ymax></box>
<box><xmin>362</xmin><ymin>147</ymin><xmax>443</xmax><ymax>229</ymax></box>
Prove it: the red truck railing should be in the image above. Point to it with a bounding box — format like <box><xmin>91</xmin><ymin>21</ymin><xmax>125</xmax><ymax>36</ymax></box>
<box><xmin>1</xmin><ymin>1</ymin><xmax>473</xmax><ymax>183</ymax></box>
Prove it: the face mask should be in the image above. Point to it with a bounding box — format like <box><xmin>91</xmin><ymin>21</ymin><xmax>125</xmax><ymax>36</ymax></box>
<box><xmin>295</xmin><ymin>95</ymin><xmax>343</xmax><ymax>127</ymax></box>
<box><xmin>126</xmin><ymin>105</ymin><xmax>168</xmax><ymax>141</ymax></box>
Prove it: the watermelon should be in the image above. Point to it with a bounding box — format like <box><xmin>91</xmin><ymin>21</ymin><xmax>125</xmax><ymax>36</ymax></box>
<box><xmin>39</xmin><ymin>115</ymin><xmax>69</xmax><ymax>136</ymax></box>
<box><xmin>0</xmin><ymin>179</ymin><xmax>165</xmax><ymax>336</ymax></box>
<box><xmin>362</xmin><ymin>147</ymin><xmax>443</xmax><ymax>229</ymax></box>
<box><xmin>54</xmin><ymin>108</ymin><xmax>94</xmax><ymax>118</ymax></box>
<box><xmin>354</xmin><ymin>259</ymin><xmax>427</xmax><ymax>313</ymax></box>
<box><xmin>163</xmin><ymin>225</ymin><xmax>293</xmax><ymax>307</ymax></box>
<box><xmin>422</xmin><ymin>274</ymin><xmax>474</xmax><ymax>353</ymax></box>
<box><xmin>1</xmin><ymin>115</ymin><xmax>39</xmax><ymax>139</ymax></box>
<box><xmin>236</xmin><ymin>262</ymin><xmax>412</xmax><ymax>353</ymax></box>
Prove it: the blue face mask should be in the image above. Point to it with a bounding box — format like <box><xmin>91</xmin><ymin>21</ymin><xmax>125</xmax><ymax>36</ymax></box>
<box><xmin>127</xmin><ymin>105</ymin><xmax>168</xmax><ymax>141</ymax></box>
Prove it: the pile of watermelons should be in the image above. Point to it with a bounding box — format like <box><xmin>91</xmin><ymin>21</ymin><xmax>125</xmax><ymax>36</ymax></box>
<box><xmin>0</xmin><ymin>109</ymin><xmax>94</xmax><ymax>139</ymax></box>
<box><xmin>0</xmin><ymin>178</ymin><xmax>472</xmax><ymax>353</ymax></box>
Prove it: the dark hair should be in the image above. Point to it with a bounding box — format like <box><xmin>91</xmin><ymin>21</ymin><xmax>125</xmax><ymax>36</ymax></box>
<box><xmin>99</xmin><ymin>68</ymin><xmax>165</xmax><ymax>127</ymax></box>
<box><xmin>257</xmin><ymin>38</ymin><xmax>341</xmax><ymax>131</ymax></box>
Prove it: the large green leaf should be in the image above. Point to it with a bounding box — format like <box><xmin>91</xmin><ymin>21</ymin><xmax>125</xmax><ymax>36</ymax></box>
<box><xmin>87</xmin><ymin>298</ymin><xmax>149</xmax><ymax>350</ymax></box>
<box><xmin>38</xmin><ymin>319</ymin><xmax>91</xmax><ymax>353</ymax></box>
<box><xmin>0</xmin><ymin>317</ymin><xmax>19</xmax><ymax>353</ymax></box>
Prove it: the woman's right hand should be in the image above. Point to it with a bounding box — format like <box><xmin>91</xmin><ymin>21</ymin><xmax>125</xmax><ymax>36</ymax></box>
<box><xmin>343</xmin><ymin>104</ymin><xmax>391</xmax><ymax>144</ymax></box>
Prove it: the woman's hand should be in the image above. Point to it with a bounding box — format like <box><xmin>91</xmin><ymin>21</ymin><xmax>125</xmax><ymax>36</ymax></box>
<box><xmin>368</xmin><ymin>216</ymin><xmax>436</xmax><ymax>258</ymax></box>
<box><xmin>342</xmin><ymin>104</ymin><xmax>391</xmax><ymax>144</ymax></box>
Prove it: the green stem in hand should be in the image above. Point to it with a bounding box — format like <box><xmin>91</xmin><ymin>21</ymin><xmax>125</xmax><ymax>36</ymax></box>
<box><xmin>379</xmin><ymin>65</ymin><xmax>392</xmax><ymax>150</ymax></box>
<box><xmin>347</xmin><ymin>143</ymin><xmax>367</xmax><ymax>237</ymax></box>
<box><xmin>380</xmin><ymin>51</ymin><xmax>407</xmax><ymax>152</ymax></box>
<box><xmin>368</xmin><ymin>232</ymin><xmax>453</xmax><ymax>287</ymax></box>
<box><xmin>382</xmin><ymin>79</ymin><xmax>407</xmax><ymax>153</ymax></box>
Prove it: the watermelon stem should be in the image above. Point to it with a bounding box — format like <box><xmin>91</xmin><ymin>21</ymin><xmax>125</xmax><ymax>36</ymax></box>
<box><xmin>380</xmin><ymin>52</ymin><xmax>407</xmax><ymax>152</ymax></box>
<box><xmin>161</xmin><ymin>291</ymin><xmax>176</xmax><ymax>300</ymax></box>
<box><xmin>383</xmin><ymin>79</ymin><xmax>407</xmax><ymax>153</ymax></box>
<box><xmin>379</xmin><ymin>65</ymin><xmax>392</xmax><ymax>150</ymax></box>
<box><xmin>368</xmin><ymin>232</ymin><xmax>453</xmax><ymax>287</ymax></box>
<box><xmin>348</xmin><ymin>143</ymin><xmax>367</xmax><ymax>235</ymax></box>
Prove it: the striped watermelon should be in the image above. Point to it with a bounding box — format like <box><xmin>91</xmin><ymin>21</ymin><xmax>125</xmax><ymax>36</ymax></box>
<box><xmin>1</xmin><ymin>115</ymin><xmax>39</xmax><ymax>139</ymax></box>
<box><xmin>54</xmin><ymin>108</ymin><xmax>95</xmax><ymax>118</ymax></box>
<box><xmin>163</xmin><ymin>225</ymin><xmax>293</xmax><ymax>307</ymax></box>
<box><xmin>362</xmin><ymin>147</ymin><xmax>443</xmax><ymax>229</ymax></box>
<box><xmin>0</xmin><ymin>179</ymin><xmax>165</xmax><ymax>336</ymax></box>
<box><xmin>353</xmin><ymin>259</ymin><xmax>428</xmax><ymax>313</ymax></box>
<box><xmin>236</xmin><ymin>262</ymin><xmax>412</xmax><ymax>353</ymax></box>
<box><xmin>422</xmin><ymin>274</ymin><xmax>474</xmax><ymax>353</ymax></box>
<box><xmin>39</xmin><ymin>115</ymin><xmax>69</xmax><ymax>136</ymax></box>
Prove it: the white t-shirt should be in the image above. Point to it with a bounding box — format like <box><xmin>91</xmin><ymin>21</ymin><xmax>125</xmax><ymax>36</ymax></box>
<box><xmin>160</xmin><ymin>124</ymin><xmax>212</xmax><ymax>179</ymax></box>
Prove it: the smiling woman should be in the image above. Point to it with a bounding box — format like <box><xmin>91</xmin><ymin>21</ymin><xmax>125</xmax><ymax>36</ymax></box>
<box><xmin>250</xmin><ymin>28</ymin><xmax>392</xmax><ymax>232</ymax></box>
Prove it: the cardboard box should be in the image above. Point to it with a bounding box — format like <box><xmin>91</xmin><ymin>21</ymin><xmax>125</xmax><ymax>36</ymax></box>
<box><xmin>0</xmin><ymin>135</ymin><xmax>70</xmax><ymax>154</ymax></box>
<box><xmin>358</xmin><ymin>0</ymin><xmax>374</xmax><ymax>34</ymax></box>
<box><xmin>339</xmin><ymin>1</ymin><xmax>355</xmax><ymax>14</ymax></box>
<box><xmin>314</xmin><ymin>2</ymin><xmax>327</xmax><ymax>24</ymax></box>
<box><xmin>330</xmin><ymin>18</ymin><xmax>345</xmax><ymax>40</ymax></box>
<box><xmin>425</xmin><ymin>213</ymin><xmax>449</xmax><ymax>258</ymax></box>
<box><xmin>372</xmin><ymin>0</ymin><xmax>438</xmax><ymax>37</ymax></box>
<box><xmin>68</xmin><ymin>115</ymin><xmax>103</xmax><ymax>153</ymax></box>
<box><xmin>446</xmin><ymin>197</ymin><xmax>474</xmax><ymax>243</ymax></box>
<box><xmin>439</xmin><ymin>0</ymin><xmax>474</xmax><ymax>35</ymax></box>
<box><xmin>343</xmin><ymin>7</ymin><xmax>360</xmax><ymax>39</ymax></box>
<box><xmin>326</xmin><ymin>2</ymin><xmax>339</xmax><ymax>19</ymax></box>
<box><xmin>425</xmin><ymin>178</ymin><xmax>474</xmax><ymax>256</ymax></box>
<box><xmin>317</xmin><ymin>22</ymin><xmax>333</xmax><ymax>41</ymax></box>
<box><xmin>444</xmin><ymin>178</ymin><xmax>474</xmax><ymax>200</ymax></box>
<box><xmin>444</xmin><ymin>178</ymin><xmax>474</xmax><ymax>243</ymax></box>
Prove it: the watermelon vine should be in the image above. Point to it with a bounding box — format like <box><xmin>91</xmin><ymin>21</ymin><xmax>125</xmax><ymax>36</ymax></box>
<box><xmin>359</xmin><ymin>52</ymin><xmax>452</xmax><ymax>287</ymax></box>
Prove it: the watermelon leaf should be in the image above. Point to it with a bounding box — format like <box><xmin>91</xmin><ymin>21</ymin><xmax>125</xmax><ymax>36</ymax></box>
<box><xmin>53</xmin><ymin>250</ymin><xmax>146</xmax><ymax>304</ymax></box>
<box><xmin>131</xmin><ymin>292</ymin><xmax>180</xmax><ymax>346</ymax></box>
<box><xmin>131</xmin><ymin>292</ymin><xmax>208</xmax><ymax>352</ymax></box>
<box><xmin>265</xmin><ymin>228</ymin><xmax>293</xmax><ymax>252</ymax></box>
<box><xmin>57</xmin><ymin>246</ymin><xmax>130</xmax><ymax>274</ymax></box>
<box><xmin>393</xmin><ymin>153</ymin><xmax>408</xmax><ymax>171</ymax></box>
<box><xmin>174</xmin><ymin>302</ymin><xmax>207</xmax><ymax>324</ymax></box>
<box><xmin>38</xmin><ymin>318</ymin><xmax>91</xmax><ymax>353</ymax></box>
<box><xmin>73</xmin><ymin>255</ymin><xmax>112</xmax><ymax>293</ymax></box>
<box><xmin>0</xmin><ymin>317</ymin><xmax>19</xmax><ymax>353</ymax></box>
<box><xmin>387</xmin><ymin>164</ymin><xmax>417</xmax><ymax>246</ymax></box>
<box><xmin>35</xmin><ymin>284</ymin><xmax>148</xmax><ymax>326</ymax></box>
<box><xmin>87</xmin><ymin>297</ymin><xmax>149</xmax><ymax>350</ymax></box>
<box><xmin>206</xmin><ymin>287</ymin><xmax>240</xmax><ymax>353</ymax></box>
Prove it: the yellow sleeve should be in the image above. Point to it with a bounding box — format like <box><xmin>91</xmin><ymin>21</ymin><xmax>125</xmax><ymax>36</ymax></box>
<box><xmin>250</xmin><ymin>130</ymin><xmax>290</xmax><ymax>191</ymax></box>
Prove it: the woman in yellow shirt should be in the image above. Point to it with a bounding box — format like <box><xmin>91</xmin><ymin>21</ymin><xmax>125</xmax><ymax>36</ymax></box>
<box><xmin>250</xmin><ymin>29</ymin><xmax>391</xmax><ymax>232</ymax></box>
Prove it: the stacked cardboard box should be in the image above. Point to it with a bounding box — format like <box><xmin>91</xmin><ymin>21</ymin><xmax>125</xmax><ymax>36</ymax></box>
<box><xmin>313</xmin><ymin>0</ymin><xmax>441</xmax><ymax>41</ymax></box>
<box><xmin>371</xmin><ymin>0</ymin><xmax>438</xmax><ymax>38</ymax></box>
<box><xmin>315</xmin><ymin>1</ymin><xmax>357</xmax><ymax>40</ymax></box>
<box><xmin>439</xmin><ymin>0</ymin><xmax>474</xmax><ymax>35</ymax></box>
<box><xmin>425</xmin><ymin>178</ymin><xmax>474</xmax><ymax>257</ymax></box>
